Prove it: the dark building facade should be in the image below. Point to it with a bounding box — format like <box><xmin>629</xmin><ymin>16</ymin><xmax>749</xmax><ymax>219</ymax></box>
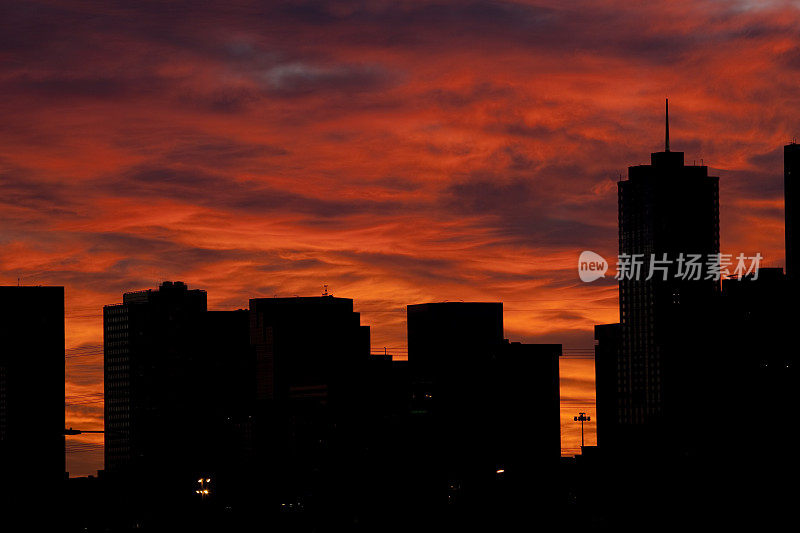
<box><xmin>615</xmin><ymin>103</ymin><xmax>720</xmax><ymax>449</ymax></box>
<box><xmin>406</xmin><ymin>302</ymin><xmax>505</xmax><ymax>493</ymax></box>
<box><xmin>248</xmin><ymin>296</ymin><xmax>371</xmax><ymax>523</ymax></box>
<box><xmin>720</xmin><ymin>268</ymin><xmax>795</xmax><ymax>444</ymax></box>
<box><xmin>249</xmin><ymin>296</ymin><xmax>369</xmax><ymax>411</ymax></box>
<box><xmin>194</xmin><ymin>308</ymin><xmax>256</xmax><ymax>494</ymax></box>
<box><xmin>407</xmin><ymin>302</ymin><xmax>504</xmax><ymax>412</ymax></box>
<box><xmin>103</xmin><ymin>281</ymin><xmax>208</xmax><ymax>475</ymax></box>
<box><xmin>404</xmin><ymin>302</ymin><xmax>561</xmax><ymax>528</ymax></box>
<box><xmin>495</xmin><ymin>341</ymin><xmax>561</xmax><ymax>467</ymax></box>
<box><xmin>102</xmin><ymin>282</ymin><xmax>261</xmax><ymax>530</ymax></box>
<box><xmin>717</xmin><ymin>266</ymin><xmax>798</xmax><ymax>522</ymax></box>
<box><xmin>0</xmin><ymin>286</ymin><xmax>65</xmax><ymax>490</ymax></box>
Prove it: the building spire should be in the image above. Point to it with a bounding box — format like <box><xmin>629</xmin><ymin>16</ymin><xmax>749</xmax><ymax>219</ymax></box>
<box><xmin>665</xmin><ymin>98</ymin><xmax>670</xmax><ymax>152</ymax></box>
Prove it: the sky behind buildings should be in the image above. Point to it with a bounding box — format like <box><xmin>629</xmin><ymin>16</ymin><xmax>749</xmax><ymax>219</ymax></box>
<box><xmin>1</xmin><ymin>0</ymin><xmax>798</xmax><ymax>475</ymax></box>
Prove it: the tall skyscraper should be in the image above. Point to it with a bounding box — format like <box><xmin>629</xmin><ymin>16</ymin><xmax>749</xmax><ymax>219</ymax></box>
<box><xmin>104</xmin><ymin>281</ymin><xmax>207</xmax><ymax>475</ymax></box>
<box><xmin>785</xmin><ymin>142</ymin><xmax>800</xmax><ymax>280</ymax></box>
<box><xmin>0</xmin><ymin>286</ymin><xmax>65</xmax><ymax>497</ymax></box>
<box><xmin>615</xmin><ymin>100</ymin><xmax>720</xmax><ymax>448</ymax></box>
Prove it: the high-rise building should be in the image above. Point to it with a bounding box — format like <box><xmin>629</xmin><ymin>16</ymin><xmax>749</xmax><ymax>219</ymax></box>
<box><xmin>404</xmin><ymin>302</ymin><xmax>560</xmax><ymax>524</ymax></box>
<box><xmin>103</xmin><ymin>281</ymin><xmax>207</xmax><ymax>475</ymax></box>
<box><xmin>0</xmin><ymin>286</ymin><xmax>65</xmax><ymax>491</ymax></box>
<box><xmin>406</xmin><ymin>302</ymin><xmax>504</xmax><ymax>474</ymax></box>
<box><xmin>615</xmin><ymin>100</ymin><xmax>720</xmax><ymax>448</ymax></box>
<box><xmin>248</xmin><ymin>295</ymin><xmax>371</xmax><ymax>515</ymax></box>
<box><xmin>785</xmin><ymin>142</ymin><xmax>800</xmax><ymax>280</ymax></box>
<box><xmin>103</xmin><ymin>282</ymin><xmax>259</xmax><ymax>526</ymax></box>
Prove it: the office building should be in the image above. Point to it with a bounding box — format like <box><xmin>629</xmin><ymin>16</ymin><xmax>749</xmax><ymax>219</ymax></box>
<box><xmin>103</xmin><ymin>281</ymin><xmax>207</xmax><ymax>475</ymax></box>
<box><xmin>405</xmin><ymin>302</ymin><xmax>561</xmax><ymax>523</ymax></box>
<box><xmin>249</xmin><ymin>295</ymin><xmax>371</xmax><ymax>520</ymax></box>
<box><xmin>615</xmin><ymin>101</ymin><xmax>719</xmax><ymax>447</ymax></box>
<box><xmin>0</xmin><ymin>286</ymin><xmax>65</xmax><ymax>489</ymax></box>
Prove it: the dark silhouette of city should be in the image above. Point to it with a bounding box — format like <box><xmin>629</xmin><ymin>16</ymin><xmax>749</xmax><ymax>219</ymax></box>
<box><xmin>2</xmin><ymin>103</ymin><xmax>799</xmax><ymax>531</ymax></box>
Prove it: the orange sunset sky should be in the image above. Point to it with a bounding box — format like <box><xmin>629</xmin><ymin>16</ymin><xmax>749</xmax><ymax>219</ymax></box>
<box><xmin>1</xmin><ymin>1</ymin><xmax>798</xmax><ymax>476</ymax></box>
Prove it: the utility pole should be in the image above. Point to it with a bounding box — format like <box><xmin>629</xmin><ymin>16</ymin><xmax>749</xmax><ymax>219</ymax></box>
<box><xmin>573</xmin><ymin>412</ymin><xmax>591</xmax><ymax>448</ymax></box>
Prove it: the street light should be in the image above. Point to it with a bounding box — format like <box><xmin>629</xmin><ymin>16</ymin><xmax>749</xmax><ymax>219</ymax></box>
<box><xmin>573</xmin><ymin>412</ymin><xmax>591</xmax><ymax>448</ymax></box>
<box><xmin>196</xmin><ymin>477</ymin><xmax>211</xmax><ymax>500</ymax></box>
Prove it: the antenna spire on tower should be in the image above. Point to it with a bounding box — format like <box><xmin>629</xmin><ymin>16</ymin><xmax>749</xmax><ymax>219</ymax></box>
<box><xmin>665</xmin><ymin>98</ymin><xmax>670</xmax><ymax>152</ymax></box>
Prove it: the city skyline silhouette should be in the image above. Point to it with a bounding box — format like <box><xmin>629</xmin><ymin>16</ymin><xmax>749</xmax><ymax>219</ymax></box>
<box><xmin>2</xmin><ymin>1</ymin><xmax>800</xmax><ymax>531</ymax></box>
<box><xmin>5</xmin><ymin>127</ymin><xmax>796</xmax><ymax>531</ymax></box>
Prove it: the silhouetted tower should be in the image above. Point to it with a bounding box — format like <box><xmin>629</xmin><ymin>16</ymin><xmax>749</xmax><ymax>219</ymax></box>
<box><xmin>406</xmin><ymin>302</ymin><xmax>505</xmax><ymax>502</ymax></box>
<box><xmin>785</xmin><ymin>142</ymin><xmax>800</xmax><ymax>280</ymax></box>
<box><xmin>616</xmin><ymin>100</ymin><xmax>719</xmax><ymax>448</ymax></box>
<box><xmin>405</xmin><ymin>302</ymin><xmax>561</xmax><ymax>519</ymax></box>
<box><xmin>248</xmin><ymin>295</ymin><xmax>371</xmax><ymax>507</ymax></box>
<box><xmin>0</xmin><ymin>286</ymin><xmax>65</xmax><ymax>489</ymax></box>
<box><xmin>104</xmin><ymin>281</ymin><xmax>207</xmax><ymax>475</ymax></box>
